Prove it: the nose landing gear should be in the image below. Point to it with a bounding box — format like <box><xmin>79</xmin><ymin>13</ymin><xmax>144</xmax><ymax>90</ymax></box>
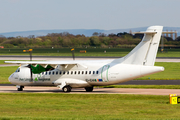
<box><xmin>16</xmin><ymin>85</ymin><xmax>24</xmax><ymax>91</ymax></box>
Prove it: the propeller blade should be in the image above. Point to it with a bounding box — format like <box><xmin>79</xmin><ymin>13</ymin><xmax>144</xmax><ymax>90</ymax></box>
<box><xmin>26</xmin><ymin>64</ymin><xmax>33</xmax><ymax>82</ymax></box>
<box><xmin>30</xmin><ymin>66</ymin><xmax>33</xmax><ymax>82</ymax></box>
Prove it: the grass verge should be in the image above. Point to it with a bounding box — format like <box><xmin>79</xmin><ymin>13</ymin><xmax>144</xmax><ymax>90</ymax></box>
<box><xmin>0</xmin><ymin>66</ymin><xmax>17</xmax><ymax>84</ymax></box>
<box><xmin>136</xmin><ymin>62</ymin><xmax>180</xmax><ymax>80</ymax></box>
<box><xmin>0</xmin><ymin>93</ymin><xmax>179</xmax><ymax>120</ymax></box>
<box><xmin>1</xmin><ymin>48</ymin><xmax>180</xmax><ymax>57</ymax></box>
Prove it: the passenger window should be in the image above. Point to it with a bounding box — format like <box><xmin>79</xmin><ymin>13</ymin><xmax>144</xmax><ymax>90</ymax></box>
<box><xmin>67</xmin><ymin>71</ymin><xmax>69</xmax><ymax>75</ymax></box>
<box><xmin>78</xmin><ymin>71</ymin><xmax>80</xmax><ymax>74</ymax></box>
<box><xmin>56</xmin><ymin>71</ymin><xmax>58</xmax><ymax>75</ymax></box>
<box><xmin>63</xmin><ymin>71</ymin><xmax>65</xmax><ymax>74</ymax></box>
<box><xmin>42</xmin><ymin>72</ymin><xmax>44</xmax><ymax>75</ymax></box>
<box><xmin>82</xmin><ymin>71</ymin><xmax>84</xmax><ymax>74</ymax></box>
<box><xmin>96</xmin><ymin>71</ymin><xmax>99</xmax><ymax>74</ymax></box>
<box><xmin>93</xmin><ymin>71</ymin><xmax>95</xmax><ymax>74</ymax></box>
<box><xmin>45</xmin><ymin>72</ymin><xmax>47</xmax><ymax>75</ymax></box>
<box><xmin>85</xmin><ymin>71</ymin><xmax>87</xmax><ymax>74</ymax></box>
<box><xmin>59</xmin><ymin>71</ymin><xmax>61</xmax><ymax>75</ymax></box>
<box><xmin>49</xmin><ymin>72</ymin><xmax>51</xmax><ymax>75</ymax></box>
<box><xmin>74</xmin><ymin>71</ymin><xmax>77</xmax><ymax>74</ymax></box>
<box><xmin>89</xmin><ymin>71</ymin><xmax>91</xmax><ymax>74</ymax></box>
<box><xmin>52</xmin><ymin>71</ymin><xmax>54</xmax><ymax>75</ymax></box>
<box><xmin>71</xmin><ymin>71</ymin><xmax>73</xmax><ymax>74</ymax></box>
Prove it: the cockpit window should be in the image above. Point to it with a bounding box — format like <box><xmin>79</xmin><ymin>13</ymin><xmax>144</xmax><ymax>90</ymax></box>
<box><xmin>15</xmin><ymin>68</ymin><xmax>20</xmax><ymax>72</ymax></box>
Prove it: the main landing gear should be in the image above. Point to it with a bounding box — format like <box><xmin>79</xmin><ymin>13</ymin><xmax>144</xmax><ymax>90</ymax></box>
<box><xmin>16</xmin><ymin>85</ymin><xmax>24</xmax><ymax>91</ymax></box>
<box><xmin>62</xmin><ymin>86</ymin><xmax>94</xmax><ymax>92</ymax></box>
<box><xmin>85</xmin><ymin>87</ymin><xmax>93</xmax><ymax>92</ymax></box>
<box><xmin>62</xmin><ymin>86</ymin><xmax>72</xmax><ymax>92</ymax></box>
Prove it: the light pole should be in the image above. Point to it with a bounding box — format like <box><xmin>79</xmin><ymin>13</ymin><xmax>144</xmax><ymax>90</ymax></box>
<box><xmin>71</xmin><ymin>48</ymin><xmax>75</xmax><ymax>60</ymax></box>
<box><xmin>23</xmin><ymin>49</ymin><xmax>33</xmax><ymax>61</ymax></box>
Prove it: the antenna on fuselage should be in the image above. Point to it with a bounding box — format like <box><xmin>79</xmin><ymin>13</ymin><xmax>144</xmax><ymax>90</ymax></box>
<box><xmin>71</xmin><ymin>48</ymin><xmax>75</xmax><ymax>60</ymax></box>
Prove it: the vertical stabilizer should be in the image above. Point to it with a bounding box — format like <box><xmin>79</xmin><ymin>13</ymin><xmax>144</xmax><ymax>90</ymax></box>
<box><xmin>119</xmin><ymin>26</ymin><xmax>163</xmax><ymax>66</ymax></box>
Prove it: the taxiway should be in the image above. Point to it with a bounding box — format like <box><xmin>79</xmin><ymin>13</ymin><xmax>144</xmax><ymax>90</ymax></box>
<box><xmin>0</xmin><ymin>86</ymin><xmax>179</xmax><ymax>95</ymax></box>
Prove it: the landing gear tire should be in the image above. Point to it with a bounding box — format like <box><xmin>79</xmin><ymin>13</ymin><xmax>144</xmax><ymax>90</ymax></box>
<box><xmin>17</xmin><ymin>86</ymin><xmax>24</xmax><ymax>91</ymax></box>
<box><xmin>85</xmin><ymin>87</ymin><xmax>93</xmax><ymax>92</ymax></box>
<box><xmin>63</xmin><ymin>86</ymin><xmax>72</xmax><ymax>92</ymax></box>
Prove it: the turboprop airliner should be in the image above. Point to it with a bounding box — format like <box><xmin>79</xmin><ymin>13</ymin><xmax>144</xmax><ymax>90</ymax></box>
<box><xmin>5</xmin><ymin>26</ymin><xmax>164</xmax><ymax>92</ymax></box>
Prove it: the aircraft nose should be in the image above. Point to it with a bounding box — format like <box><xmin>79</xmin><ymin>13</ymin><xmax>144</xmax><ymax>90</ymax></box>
<box><xmin>8</xmin><ymin>73</ymin><xmax>14</xmax><ymax>82</ymax></box>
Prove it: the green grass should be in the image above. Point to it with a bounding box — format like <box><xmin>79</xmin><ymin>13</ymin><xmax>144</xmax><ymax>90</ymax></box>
<box><xmin>157</xmin><ymin>48</ymin><xmax>180</xmax><ymax>57</ymax></box>
<box><xmin>0</xmin><ymin>48</ymin><xmax>131</xmax><ymax>57</ymax></box>
<box><xmin>0</xmin><ymin>93</ymin><xmax>179</xmax><ymax>120</ymax></box>
<box><xmin>0</xmin><ymin>60</ymin><xmax>7</xmax><ymax>64</ymax></box>
<box><xmin>0</xmin><ymin>66</ymin><xmax>18</xmax><ymax>84</ymax></box>
<box><xmin>0</xmin><ymin>93</ymin><xmax>180</xmax><ymax>120</ymax></box>
<box><xmin>1</xmin><ymin>48</ymin><xmax>180</xmax><ymax>57</ymax></box>
<box><xmin>137</xmin><ymin>62</ymin><xmax>180</xmax><ymax>80</ymax></box>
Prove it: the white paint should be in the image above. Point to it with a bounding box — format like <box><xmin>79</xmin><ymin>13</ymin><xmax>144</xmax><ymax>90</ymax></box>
<box><xmin>6</xmin><ymin>26</ymin><xmax>165</xmax><ymax>92</ymax></box>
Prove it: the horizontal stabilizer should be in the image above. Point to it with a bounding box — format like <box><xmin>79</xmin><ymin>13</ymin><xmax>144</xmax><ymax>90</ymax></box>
<box><xmin>133</xmin><ymin>31</ymin><xmax>157</xmax><ymax>34</ymax></box>
<box><xmin>133</xmin><ymin>31</ymin><xmax>177</xmax><ymax>34</ymax></box>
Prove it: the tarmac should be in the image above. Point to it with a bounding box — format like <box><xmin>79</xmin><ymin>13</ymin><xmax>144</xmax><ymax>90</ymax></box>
<box><xmin>0</xmin><ymin>86</ymin><xmax>180</xmax><ymax>95</ymax></box>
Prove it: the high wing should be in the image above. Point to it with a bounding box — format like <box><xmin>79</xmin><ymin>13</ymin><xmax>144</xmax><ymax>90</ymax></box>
<box><xmin>4</xmin><ymin>60</ymin><xmax>111</xmax><ymax>74</ymax></box>
<box><xmin>4</xmin><ymin>60</ymin><xmax>111</xmax><ymax>66</ymax></box>
<box><xmin>5</xmin><ymin>60</ymin><xmax>89</xmax><ymax>74</ymax></box>
<box><xmin>5</xmin><ymin>60</ymin><xmax>82</xmax><ymax>68</ymax></box>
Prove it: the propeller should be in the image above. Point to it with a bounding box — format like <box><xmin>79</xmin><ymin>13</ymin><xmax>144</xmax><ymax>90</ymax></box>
<box><xmin>27</xmin><ymin>64</ymin><xmax>33</xmax><ymax>82</ymax></box>
<box><xmin>26</xmin><ymin>64</ymin><xmax>55</xmax><ymax>82</ymax></box>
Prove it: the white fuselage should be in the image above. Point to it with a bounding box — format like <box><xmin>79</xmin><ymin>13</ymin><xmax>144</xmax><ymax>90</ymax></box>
<box><xmin>6</xmin><ymin>26</ymin><xmax>165</xmax><ymax>91</ymax></box>
<box><xmin>8</xmin><ymin>59</ymin><xmax>164</xmax><ymax>88</ymax></box>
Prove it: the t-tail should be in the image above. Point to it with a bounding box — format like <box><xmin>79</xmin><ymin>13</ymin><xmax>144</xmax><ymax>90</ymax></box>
<box><xmin>116</xmin><ymin>26</ymin><xmax>163</xmax><ymax>66</ymax></box>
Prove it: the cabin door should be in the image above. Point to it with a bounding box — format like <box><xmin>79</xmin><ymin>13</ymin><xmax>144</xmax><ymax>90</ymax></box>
<box><xmin>101</xmin><ymin>65</ymin><xmax>110</xmax><ymax>82</ymax></box>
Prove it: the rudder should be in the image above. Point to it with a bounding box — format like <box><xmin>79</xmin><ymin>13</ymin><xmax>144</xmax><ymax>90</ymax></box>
<box><xmin>120</xmin><ymin>26</ymin><xmax>163</xmax><ymax>66</ymax></box>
